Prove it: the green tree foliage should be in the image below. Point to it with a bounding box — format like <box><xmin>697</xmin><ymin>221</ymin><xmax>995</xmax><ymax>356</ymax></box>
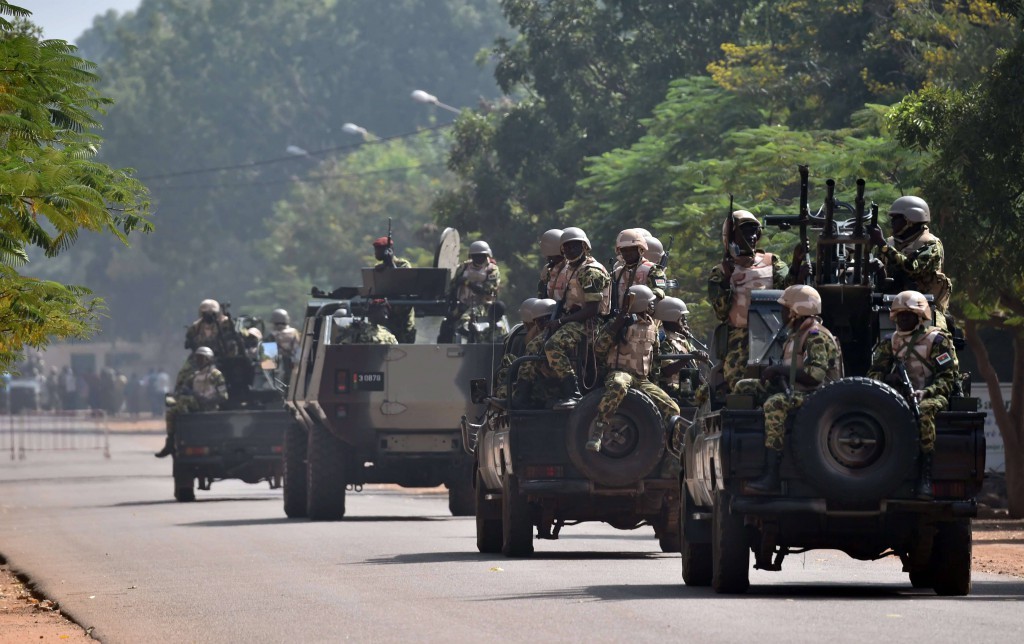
<box><xmin>256</xmin><ymin>131</ymin><xmax>451</xmax><ymax>318</ymax></box>
<box><xmin>0</xmin><ymin>1</ymin><xmax>150</xmax><ymax>369</ymax></box>
<box><xmin>59</xmin><ymin>0</ymin><xmax>505</xmax><ymax>337</ymax></box>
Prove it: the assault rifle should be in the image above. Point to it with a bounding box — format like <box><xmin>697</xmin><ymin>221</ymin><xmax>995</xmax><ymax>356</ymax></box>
<box><xmin>895</xmin><ymin>359</ymin><xmax>922</xmax><ymax>424</ymax></box>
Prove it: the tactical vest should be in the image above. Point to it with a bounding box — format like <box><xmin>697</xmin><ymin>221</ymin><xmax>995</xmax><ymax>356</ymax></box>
<box><xmin>888</xmin><ymin>228</ymin><xmax>952</xmax><ymax>312</ymax></box>
<box><xmin>192</xmin><ymin>366</ymin><xmax>222</xmax><ymax>404</ymax></box>
<box><xmin>558</xmin><ymin>256</ymin><xmax>611</xmax><ymax>315</ymax></box>
<box><xmin>612</xmin><ymin>261</ymin><xmax>655</xmax><ymax>311</ymax></box>
<box><xmin>892</xmin><ymin>327</ymin><xmax>943</xmax><ymax>390</ymax></box>
<box><xmin>781</xmin><ymin>317</ymin><xmax>844</xmax><ymax>392</ymax></box>
<box><xmin>662</xmin><ymin>331</ymin><xmax>693</xmax><ymax>389</ymax></box>
<box><xmin>727</xmin><ymin>252</ymin><xmax>775</xmax><ymax>328</ymax></box>
<box><xmin>540</xmin><ymin>260</ymin><xmax>564</xmax><ymax>298</ymax></box>
<box><xmin>607</xmin><ymin>317</ymin><xmax>659</xmax><ymax>377</ymax></box>
<box><xmin>273</xmin><ymin>326</ymin><xmax>300</xmax><ymax>358</ymax></box>
<box><xmin>457</xmin><ymin>260</ymin><xmax>498</xmax><ymax>305</ymax></box>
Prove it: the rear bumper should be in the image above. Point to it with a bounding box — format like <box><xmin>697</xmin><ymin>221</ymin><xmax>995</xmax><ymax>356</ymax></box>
<box><xmin>519</xmin><ymin>478</ymin><xmax>675</xmax><ymax>497</ymax></box>
<box><xmin>731</xmin><ymin>496</ymin><xmax>977</xmax><ymax>518</ymax></box>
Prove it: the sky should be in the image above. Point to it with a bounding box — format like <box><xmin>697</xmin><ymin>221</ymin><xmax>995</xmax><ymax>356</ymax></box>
<box><xmin>22</xmin><ymin>0</ymin><xmax>141</xmax><ymax>42</ymax></box>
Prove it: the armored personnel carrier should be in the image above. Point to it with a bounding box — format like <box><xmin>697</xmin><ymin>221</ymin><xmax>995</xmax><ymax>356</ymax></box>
<box><xmin>679</xmin><ymin>173</ymin><xmax>985</xmax><ymax>594</ymax></box>
<box><xmin>283</xmin><ymin>229</ymin><xmax>501</xmax><ymax>519</ymax></box>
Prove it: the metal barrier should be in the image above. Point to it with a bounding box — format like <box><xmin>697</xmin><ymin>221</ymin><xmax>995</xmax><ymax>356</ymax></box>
<box><xmin>1</xmin><ymin>410</ymin><xmax>111</xmax><ymax>460</ymax></box>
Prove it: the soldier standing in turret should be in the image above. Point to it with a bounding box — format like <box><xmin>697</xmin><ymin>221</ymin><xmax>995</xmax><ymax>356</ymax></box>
<box><xmin>185</xmin><ymin>299</ymin><xmax>240</xmax><ymax>357</ymax></box>
<box><xmin>440</xmin><ymin>240</ymin><xmax>501</xmax><ymax>343</ymax></box>
<box><xmin>373</xmin><ymin>236</ymin><xmax>417</xmax><ymax>343</ymax></box>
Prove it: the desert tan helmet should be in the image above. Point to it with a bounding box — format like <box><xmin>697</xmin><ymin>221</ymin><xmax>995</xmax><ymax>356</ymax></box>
<box><xmin>721</xmin><ymin>209</ymin><xmax>760</xmax><ymax>250</ymax></box>
<box><xmin>199</xmin><ymin>299</ymin><xmax>220</xmax><ymax>316</ymax></box>
<box><xmin>615</xmin><ymin>228</ymin><xmax>649</xmax><ymax>251</ymax></box>
<box><xmin>777</xmin><ymin>285</ymin><xmax>822</xmax><ymax>317</ymax></box>
<box><xmin>889</xmin><ymin>290</ymin><xmax>932</xmax><ymax>321</ymax></box>
<box><xmin>654</xmin><ymin>296</ymin><xmax>689</xmax><ymax>322</ymax></box>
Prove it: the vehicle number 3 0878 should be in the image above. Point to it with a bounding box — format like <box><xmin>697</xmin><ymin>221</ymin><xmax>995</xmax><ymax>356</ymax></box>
<box><xmin>353</xmin><ymin>372</ymin><xmax>384</xmax><ymax>391</ymax></box>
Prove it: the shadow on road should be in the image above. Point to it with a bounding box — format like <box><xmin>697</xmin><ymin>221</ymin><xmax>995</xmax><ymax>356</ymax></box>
<box><xmin>356</xmin><ymin>550</ymin><xmax>667</xmax><ymax>566</ymax></box>
<box><xmin>178</xmin><ymin>515</ymin><xmax>444</xmax><ymax>528</ymax></box>
<box><xmin>106</xmin><ymin>496</ymin><xmax>278</xmax><ymax>508</ymax></box>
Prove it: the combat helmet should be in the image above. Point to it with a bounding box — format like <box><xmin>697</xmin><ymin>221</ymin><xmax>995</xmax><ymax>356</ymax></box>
<box><xmin>644</xmin><ymin>236</ymin><xmax>664</xmax><ymax>264</ymax></box>
<box><xmin>615</xmin><ymin>228</ymin><xmax>649</xmax><ymax>251</ymax></box>
<box><xmin>469</xmin><ymin>240</ymin><xmax>492</xmax><ymax>256</ymax></box>
<box><xmin>721</xmin><ymin>210</ymin><xmax>761</xmax><ymax>251</ymax></box>
<box><xmin>889</xmin><ymin>290</ymin><xmax>931</xmax><ymax>321</ymax></box>
<box><xmin>654</xmin><ymin>296</ymin><xmax>688</xmax><ymax>322</ymax></box>
<box><xmin>540</xmin><ymin>229</ymin><xmax>564</xmax><ymax>257</ymax></box>
<box><xmin>518</xmin><ymin>297</ymin><xmax>540</xmax><ymax>323</ymax></box>
<box><xmin>777</xmin><ymin>285</ymin><xmax>822</xmax><ymax>317</ymax></box>
<box><xmin>199</xmin><ymin>299</ymin><xmax>220</xmax><ymax>316</ymax></box>
<box><xmin>271</xmin><ymin>308</ymin><xmax>290</xmax><ymax>325</ymax></box>
<box><xmin>194</xmin><ymin>346</ymin><xmax>215</xmax><ymax>359</ymax></box>
<box><xmin>889</xmin><ymin>196</ymin><xmax>930</xmax><ymax>223</ymax></box>
<box><xmin>626</xmin><ymin>285</ymin><xmax>656</xmax><ymax>313</ymax></box>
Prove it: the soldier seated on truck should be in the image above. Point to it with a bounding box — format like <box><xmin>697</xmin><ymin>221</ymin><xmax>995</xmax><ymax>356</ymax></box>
<box><xmin>155</xmin><ymin>347</ymin><xmax>228</xmax><ymax>458</ymax></box>
<box><xmin>503</xmin><ymin>298</ymin><xmax>558</xmax><ymax>406</ymax></box>
<box><xmin>337</xmin><ymin>299</ymin><xmax>399</xmax><ymax>345</ymax></box>
<box><xmin>733</xmin><ymin>285</ymin><xmax>843</xmax><ymax>492</ymax></box>
<box><xmin>587</xmin><ymin>285</ymin><xmax>680</xmax><ymax>453</ymax></box>
<box><xmin>867</xmin><ymin>290</ymin><xmax>959</xmax><ymax>500</ymax></box>
<box><xmin>653</xmin><ymin>296</ymin><xmax>709</xmax><ymax>408</ymax></box>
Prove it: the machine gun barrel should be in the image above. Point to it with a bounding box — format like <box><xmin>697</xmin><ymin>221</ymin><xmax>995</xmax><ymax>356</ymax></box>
<box><xmin>852</xmin><ymin>179</ymin><xmax>866</xmax><ymax>285</ymax></box>
<box><xmin>818</xmin><ymin>179</ymin><xmax>836</xmax><ymax>285</ymax></box>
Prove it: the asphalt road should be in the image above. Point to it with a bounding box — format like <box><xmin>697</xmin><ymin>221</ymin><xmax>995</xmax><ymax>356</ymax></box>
<box><xmin>0</xmin><ymin>433</ymin><xmax>1021</xmax><ymax>643</ymax></box>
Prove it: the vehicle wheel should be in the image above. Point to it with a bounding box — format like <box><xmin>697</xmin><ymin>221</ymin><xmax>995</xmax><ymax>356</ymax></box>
<box><xmin>680</xmin><ymin>482</ymin><xmax>712</xmax><ymax>586</ymax></box>
<box><xmin>476</xmin><ymin>471</ymin><xmax>502</xmax><ymax>554</ymax></box>
<box><xmin>566</xmin><ymin>388</ymin><xmax>665</xmax><ymax>488</ymax></box>
<box><xmin>501</xmin><ymin>472</ymin><xmax>533</xmax><ymax>557</ymax></box>
<box><xmin>909</xmin><ymin>569</ymin><xmax>933</xmax><ymax>589</ymax></box>
<box><xmin>711</xmin><ymin>490</ymin><xmax>749</xmax><ymax>593</ymax></box>
<box><xmin>174</xmin><ymin>474</ymin><xmax>195</xmax><ymax>503</ymax></box>
<box><xmin>283</xmin><ymin>422</ymin><xmax>308</xmax><ymax>518</ymax></box>
<box><xmin>657</xmin><ymin>495</ymin><xmax>681</xmax><ymax>553</ymax></box>
<box><xmin>306</xmin><ymin>422</ymin><xmax>346</xmax><ymax>521</ymax></box>
<box><xmin>931</xmin><ymin>519</ymin><xmax>972</xmax><ymax>596</ymax></box>
<box><xmin>447</xmin><ymin>462</ymin><xmax>476</xmax><ymax>517</ymax></box>
<box><xmin>791</xmin><ymin>377</ymin><xmax>918</xmax><ymax>504</ymax></box>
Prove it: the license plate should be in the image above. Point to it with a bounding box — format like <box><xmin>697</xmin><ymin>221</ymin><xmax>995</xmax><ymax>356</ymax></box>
<box><xmin>353</xmin><ymin>372</ymin><xmax>384</xmax><ymax>391</ymax></box>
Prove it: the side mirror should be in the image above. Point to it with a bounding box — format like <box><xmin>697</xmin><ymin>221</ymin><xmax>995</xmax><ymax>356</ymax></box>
<box><xmin>469</xmin><ymin>378</ymin><xmax>488</xmax><ymax>404</ymax></box>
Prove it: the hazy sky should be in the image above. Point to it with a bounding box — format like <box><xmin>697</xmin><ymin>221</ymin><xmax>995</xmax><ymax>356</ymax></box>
<box><xmin>22</xmin><ymin>0</ymin><xmax>142</xmax><ymax>42</ymax></box>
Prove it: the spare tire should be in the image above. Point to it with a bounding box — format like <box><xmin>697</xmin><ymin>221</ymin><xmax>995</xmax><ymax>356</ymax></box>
<box><xmin>566</xmin><ymin>388</ymin><xmax>665</xmax><ymax>487</ymax></box>
<box><xmin>791</xmin><ymin>377</ymin><xmax>918</xmax><ymax>504</ymax></box>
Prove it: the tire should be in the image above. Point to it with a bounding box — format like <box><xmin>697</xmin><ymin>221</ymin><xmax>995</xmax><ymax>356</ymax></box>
<box><xmin>174</xmin><ymin>474</ymin><xmax>195</xmax><ymax>503</ymax></box>
<box><xmin>476</xmin><ymin>471</ymin><xmax>502</xmax><ymax>554</ymax></box>
<box><xmin>791</xmin><ymin>377</ymin><xmax>918</xmax><ymax>504</ymax></box>
<box><xmin>448</xmin><ymin>464</ymin><xmax>476</xmax><ymax>517</ymax></box>
<box><xmin>680</xmin><ymin>482</ymin><xmax>712</xmax><ymax>586</ymax></box>
<box><xmin>909</xmin><ymin>569</ymin><xmax>933</xmax><ymax>589</ymax></box>
<box><xmin>306</xmin><ymin>422</ymin><xmax>346</xmax><ymax>521</ymax></box>
<box><xmin>566</xmin><ymin>388</ymin><xmax>665</xmax><ymax>488</ymax></box>
<box><xmin>931</xmin><ymin>519</ymin><xmax>972</xmax><ymax>596</ymax></box>
<box><xmin>283</xmin><ymin>422</ymin><xmax>308</xmax><ymax>518</ymax></box>
<box><xmin>501</xmin><ymin>472</ymin><xmax>533</xmax><ymax>557</ymax></box>
<box><xmin>711</xmin><ymin>490</ymin><xmax>749</xmax><ymax>594</ymax></box>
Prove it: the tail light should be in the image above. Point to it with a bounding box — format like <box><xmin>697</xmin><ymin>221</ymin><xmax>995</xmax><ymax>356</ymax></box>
<box><xmin>183</xmin><ymin>447</ymin><xmax>210</xmax><ymax>456</ymax></box>
<box><xmin>335</xmin><ymin>370</ymin><xmax>349</xmax><ymax>393</ymax></box>
<box><xmin>522</xmin><ymin>465</ymin><xmax>563</xmax><ymax>479</ymax></box>
<box><xmin>271</xmin><ymin>445</ymin><xmax>283</xmax><ymax>454</ymax></box>
<box><xmin>932</xmin><ymin>481</ymin><xmax>966</xmax><ymax>499</ymax></box>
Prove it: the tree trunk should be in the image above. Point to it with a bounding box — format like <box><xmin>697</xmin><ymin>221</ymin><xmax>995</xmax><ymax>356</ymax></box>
<box><xmin>965</xmin><ymin>320</ymin><xmax>1024</xmax><ymax>517</ymax></box>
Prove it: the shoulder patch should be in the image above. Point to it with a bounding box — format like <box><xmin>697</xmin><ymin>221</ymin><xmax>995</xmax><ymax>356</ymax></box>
<box><xmin>936</xmin><ymin>352</ymin><xmax>953</xmax><ymax>366</ymax></box>
<box><xmin>654</xmin><ymin>278</ymin><xmax>667</xmax><ymax>287</ymax></box>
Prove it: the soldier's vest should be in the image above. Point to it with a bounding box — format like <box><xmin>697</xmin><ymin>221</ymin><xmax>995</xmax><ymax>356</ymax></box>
<box><xmin>190</xmin><ymin>320</ymin><xmax>221</xmax><ymax>346</ymax></box>
<box><xmin>662</xmin><ymin>331</ymin><xmax>693</xmax><ymax>388</ymax></box>
<box><xmin>781</xmin><ymin>317</ymin><xmax>844</xmax><ymax>392</ymax></box>
<box><xmin>727</xmin><ymin>252</ymin><xmax>775</xmax><ymax>328</ymax></box>
<box><xmin>612</xmin><ymin>261</ymin><xmax>655</xmax><ymax>311</ymax></box>
<box><xmin>888</xmin><ymin>229</ymin><xmax>952</xmax><ymax>312</ymax></box>
<box><xmin>273</xmin><ymin>326</ymin><xmax>300</xmax><ymax>358</ymax></box>
<box><xmin>606</xmin><ymin>317</ymin><xmax>659</xmax><ymax>377</ymax></box>
<box><xmin>892</xmin><ymin>327</ymin><xmax>943</xmax><ymax>390</ymax></box>
<box><xmin>540</xmin><ymin>260</ymin><xmax>564</xmax><ymax>298</ymax></box>
<box><xmin>457</xmin><ymin>260</ymin><xmax>498</xmax><ymax>305</ymax></box>
<box><xmin>192</xmin><ymin>366</ymin><xmax>222</xmax><ymax>404</ymax></box>
<box><xmin>558</xmin><ymin>256</ymin><xmax>611</xmax><ymax>316</ymax></box>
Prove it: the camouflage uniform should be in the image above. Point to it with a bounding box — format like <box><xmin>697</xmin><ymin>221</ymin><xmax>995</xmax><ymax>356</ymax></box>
<box><xmin>879</xmin><ymin>231</ymin><xmax>951</xmax><ymax>330</ymax></box>
<box><xmin>337</xmin><ymin>321</ymin><xmax>399</xmax><ymax>345</ymax></box>
<box><xmin>496</xmin><ymin>333</ymin><xmax>558</xmax><ymax>404</ymax></box>
<box><xmin>708</xmin><ymin>251</ymin><xmax>789</xmax><ymax>391</ymax></box>
<box><xmin>538</xmin><ymin>258</ymin><xmax>565</xmax><ymax>298</ymax></box>
<box><xmin>375</xmin><ymin>257</ymin><xmax>417</xmax><ymax>343</ymax></box>
<box><xmin>184</xmin><ymin>316</ymin><xmax>240</xmax><ymax>357</ymax></box>
<box><xmin>867</xmin><ymin>325</ymin><xmax>958</xmax><ymax>453</ymax></box>
<box><xmin>450</xmin><ymin>259</ymin><xmax>502</xmax><ymax>342</ymax></box>
<box><xmin>610</xmin><ymin>260</ymin><xmax>667</xmax><ymax>313</ymax></box>
<box><xmin>165</xmin><ymin>363</ymin><xmax>228</xmax><ymax>442</ymax></box>
<box><xmin>657</xmin><ymin>329</ymin><xmax>700</xmax><ymax>407</ymax></box>
<box><xmin>593</xmin><ymin>314</ymin><xmax>679</xmax><ymax>424</ymax></box>
<box><xmin>733</xmin><ymin>317</ymin><xmax>842</xmax><ymax>450</ymax></box>
<box><xmin>542</xmin><ymin>256</ymin><xmax>610</xmax><ymax>379</ymax></box>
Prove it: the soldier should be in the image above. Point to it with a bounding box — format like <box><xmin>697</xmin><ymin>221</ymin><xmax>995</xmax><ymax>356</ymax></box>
<box><xmin>497</xmin><ymin>298</ymin><xmax>556</xmax><ymax>402</ymax></box>
<box><xmin>869</xmin><ymin>196</ymin><xmax>952</xmax><ymax>330</ymax></box>
<box><xmin>440</xmin><ymin>240</ymin><xmax>501</xmax><ymax>343</ymax></box>
<box><xmin>867</xmin><ymin>290</ymin><xmax>958</xmax><ymax>500</ymax></box>
<box><xmin>373</xmin><ymin>236</ymin><xmax>417</xmax><ymax>343</ymax></box>
<box><xmin>155</xmin><ymin>347</ymin><xmax>228</xmax><ymax>458</ymax></box>
<box><xmin>610</xmin><ymin>228</ymin><xmax>667</xmax><ymax>314</ymax></box>
<box><xmin>644</xmin><ymin>235</ymin><xmax>665</xmax><ymax>266</ymax></box>
<box><xmin>537</xmin><ymin>226</ymin><xmax>611</xmax><ymax>409</ymax></box>
<box><xmin>338</xmin><ymin>299</ymin><xmax>399</xmax><ymax>345</ymax></box>
<box><xmin>537</xmin><ymin>228</ymin><xmax>564</xmax><ymax>298</ymax></box>
<box><xmin>588</xmin><ymin>285</ymin><xmax>680</xmax><ymax>452</ymax></box>
<box><xmin>733</xmin><ymin>285</ymin><xmax>843</xmax><ymax>492</ymax></box>
<box><xmin>184</xmin><ymin>299</ymin><xmax>240</xmax><ymax>357</ymax></box>
<box><xmin>654</xmin><ymin>297</ymin><xmax>709</xmax><ymax>407</ymax></box>
<box><xmin>268</xmin><ymin>308</ymin><xmax>300</xmax><ymax>377</ymax></box>
<box><xmin>709</xmin><ymin>210</ymin><xmax>790</xmax><ymax>392</ymax></box>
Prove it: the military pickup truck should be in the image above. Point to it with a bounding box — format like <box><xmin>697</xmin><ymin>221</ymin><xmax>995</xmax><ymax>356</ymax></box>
<box><xmin>464</xmin><ymin>325</ymin><xmax>686</xmax><ymax>557</ymax></box>
<box><xmin>679</xmin><ymin>175</ymin><xmax>985</xmax><ymax>595</ymax></box>
<box><xmin>283</xmin><ymin>229</ymin><xmax>502</xmax><ymax>520</ymax></box>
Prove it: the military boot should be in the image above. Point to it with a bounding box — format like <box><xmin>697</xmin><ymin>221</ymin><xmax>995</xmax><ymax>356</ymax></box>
<box><xmin>586</xmin><ymin>421</ymin><xmax>609</xmax><ymax>452</ymax></box>
<box><xmin>748</xmin><ymin>449</ymin><xmax>782</xmax><ymax>493</ymax></box>
<box><xmin>154</xmin><ymin>434</ymin><xmax>174</xmax><ymax>458</ymax></box>
<box><xmin>552</xmin><ymin>375</ymin><xmax>582</xmax><ymax>410</ymax></box>
<box><xmin>915</xmin><ymin>451</ymin><xmax>933</xmax><ymax>500</ymax></box>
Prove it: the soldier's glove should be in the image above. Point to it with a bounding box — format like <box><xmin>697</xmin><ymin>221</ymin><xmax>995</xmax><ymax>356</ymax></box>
<box><xmin>868</xmin><ymin>225</ymin><xmax>886</xmax><ymax>248</ymax></box>
<box><xmin>913</xmin><ymin>389</ymin><xmax>926</xmax><ymax>403</ymax></box>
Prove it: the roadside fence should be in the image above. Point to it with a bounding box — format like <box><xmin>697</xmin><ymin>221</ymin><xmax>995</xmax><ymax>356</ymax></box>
<box><xmin>0</xmin><ymin>410</ymin><xmax>111</xmax><ymax>460</ymax></box>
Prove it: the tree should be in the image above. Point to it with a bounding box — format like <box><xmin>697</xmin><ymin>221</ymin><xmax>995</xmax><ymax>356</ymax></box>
<box><xmin>888</xmin><ymin>25</ymin><xmax>1024</xmax><ymax>515</ymax></box>
<box><xmin>0</xmin><ymin>2</ymin><xmax>150</xmax><ymax>370</ymax></box>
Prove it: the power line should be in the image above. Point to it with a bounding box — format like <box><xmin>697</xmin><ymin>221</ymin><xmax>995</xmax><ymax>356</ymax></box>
<box><xmin>138</xmin><ymin>123</ymin><xmax>451</xmax><ymax>182</ymax></box>
<box><xmin>148</xmin><ymin>162</ymin><xmax>448</xmax><ymax>191</ymax></box>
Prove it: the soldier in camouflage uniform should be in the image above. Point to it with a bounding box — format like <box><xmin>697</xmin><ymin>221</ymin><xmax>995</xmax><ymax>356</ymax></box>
<box><xmin>708</xmin><ymin>210</ymin><xmax>790</xmax><ymax>392</ymax></box>
<box><xmin>588</xmin><ymin>285</ymin><xmax>680</xmax><ymax>452</ymax></box>
<box><xmin>869</xmin><ymin>196</ymin><xmax>952</xmax><ymax>330</ymax></box>
<box><xmin>268</xmin><ymin>308</ymin><xmax>300</xmax><ymax>386</ymax></box>
<box><xmin>155</xmin><ymin>347</ymin><xmax>228</xmax><ymax>458</ymax></box>
<box><xmin>867</xmin><ymin>290</ymin><xmax>958</xmax><ymax>499</ymax></box>
<box><xmin>440</xmin><ymin>240</ymin><xmax>502</xmax><ymax>343</ymax></box>
<box><xmin>185</xmin><ymin>299</ymin><xmax>241</xmax><ymax>357</ymax></box>
<box><xmin>653</xmin><ymin>297</ymin><xmax>709</xmax><ymax>407</ymax></box>
<box><xmin>609</xmin><ymin>229</ymin><xmax>667</xmax><ymax>314</ymax></box>
<box><xmin>537</xmin><ymin>229</ymin><xmax>565</xmax><ymax>298</ymax></box>
<box><xmin>338</xmin><ymin>299</ymin><xmax>399</xmax><ymax>345</ymax></box>
<box><xmin>498</xmin><ymin>298</ymin><xmax>558</xmax><ymax>404</ymax></box>
<box><xmin>527</xmin><ymin>227</ymin><xmax>611</xmax><ymax>410</ymax></box>
<box><xmin>733</xmin><ymin>285</ymin><xmax>843</xmax><ymax>492</ymax></box>
<box><xmin>373</xmin><ymin>236</ymin><xmax>417</xmax><ymax>343</ymax></box>
<box><xmin>644</xmin><ymin>235</ymin><xmax>665</xmax><ymax>266</ymax></box>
